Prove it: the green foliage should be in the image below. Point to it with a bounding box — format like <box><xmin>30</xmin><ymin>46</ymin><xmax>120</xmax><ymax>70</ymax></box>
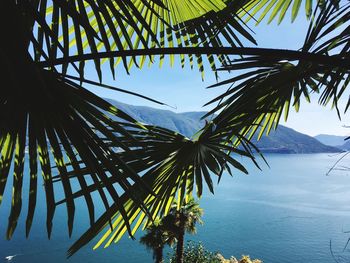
<box><xmin>168</xmin><ymin>241</ymin><xmax>221</xmax><ymax>263</ymax></box>
<box><xmin>162</xmin><ymin>198</ymin><xmax>204</xmax><ymax>263</ymax></box>
<box><xmin>1</xmin><ymin>0</ymin><xmax>254</xmax><ymax>242</ymax></box>
<box><xmin>240</xmin><ymin>0</ymin><xmax>317</xmax><ymax>24</ymax></box>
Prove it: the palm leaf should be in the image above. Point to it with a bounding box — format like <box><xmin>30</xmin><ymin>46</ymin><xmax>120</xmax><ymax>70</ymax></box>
<box><xmin>63</xmin><ymin>121</ymin><xmax>261</xmax><ymax>256</ymax></box>
<box><xmin>205</xmin><ymin>0</ymin><xmax>350</xmax><ymax>142</ymax></box>
<box><xmin>28</xmin><ymin>0</ymin><xmax>256</xmax><ymax>79</ymax></box>
<box><xmin>1</xmin><ymin>2</ymin><xmax>154</xmax><ymax>238</ymax></box>
<box><xmin>239</xmin><ymin>0</ymin><xmax>339</xmax><ymax>24</ymax></box>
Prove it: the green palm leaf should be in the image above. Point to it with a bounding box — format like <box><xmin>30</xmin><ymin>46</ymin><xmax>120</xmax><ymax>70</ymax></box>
<box><xmin>239</xmin><ymin>0</ymin><xmax>337</xmax><ymax>24</ymax></box>
<box><xmin>29</xmin><ymin>0</ymin><xmax>256</xmax><ymax>79</ymax></box>
<box><xmin>206</xmin><ymin>0</ymin><xmax>350</xmax><ymax>142</ymax></box>
<box><xmin>65</xmin><ymin>121</ymin><xmax>260</xmax><ymax>256</ymax></box>
<box><xmin>1</xmin><ymin>2</ymin><xmax>155</xmax><ymax>238</ymax></box>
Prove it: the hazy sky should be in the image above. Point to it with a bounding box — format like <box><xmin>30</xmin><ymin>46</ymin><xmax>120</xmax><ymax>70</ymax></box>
<box><xmin>84</xmin><ymin>14</ymin><xmax>350</xmax><ymax>137</ymax></box>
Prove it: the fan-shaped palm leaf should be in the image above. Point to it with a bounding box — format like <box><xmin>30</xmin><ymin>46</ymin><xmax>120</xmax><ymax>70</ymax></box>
<box><xmin>29</xmin><ymin>0</ymin><xmax>256</xmax><ymax>79</ymax></box>
<box><xmin>205</xmin><ymin>0</ymin><xmax>350</xmax><ymax>141</ymax></box>
<box><xmin>65</xmin><ymin>120</ymin><xmax>261</xmax><ymax>256</ymax></box>
<box><xmin>1</xmin><ymin>1</ymin><xmax>155</xmax><ymax>239</ymax></box>
<box><xmin>5</xmin><ymin>0</ymin><xmax>347</xmax><ymax>249</ymax></box>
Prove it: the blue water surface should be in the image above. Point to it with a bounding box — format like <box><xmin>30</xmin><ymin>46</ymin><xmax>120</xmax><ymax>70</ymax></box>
<box><xmin>1</xmin><ymin>154</ymin><xmax>350</xmax><ymax>263</ymax></box>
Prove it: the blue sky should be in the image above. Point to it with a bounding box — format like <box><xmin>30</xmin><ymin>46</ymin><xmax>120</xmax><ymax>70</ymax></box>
<box><xmin>84</xmin><ymin>14</ymin><xmax>350</xmax><ymax>137</ymax></box>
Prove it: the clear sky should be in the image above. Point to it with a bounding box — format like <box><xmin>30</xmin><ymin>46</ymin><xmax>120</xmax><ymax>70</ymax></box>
<box><xmin>84</xmin><ymin>14</ymin><xmax>350</xmax><ymax>137</ymax></box>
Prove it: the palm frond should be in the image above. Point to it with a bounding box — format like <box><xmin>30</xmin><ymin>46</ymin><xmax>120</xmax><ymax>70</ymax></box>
<box><xmin>65</xmin><ymin>121</ymin><xmax>260</xmax><ymax>256</ymax></box>
<box><xmin>27</xmin><ymin>0</ymin><xmax>256</xmax><ymax>79</ymax></box>
<box><xmin>240</xmin><ymin>0</ymin><xmax>340</xmax><ymax>24</ymax></box>
<box><xmin>205</xmin><ymin>0</ymin><xmax>350</xmax><ymax>141</ymax></box>
<box><xmin>1</xmin><ymin>2</ymin><xmax>153</xmax><ymax>239</ymax></box>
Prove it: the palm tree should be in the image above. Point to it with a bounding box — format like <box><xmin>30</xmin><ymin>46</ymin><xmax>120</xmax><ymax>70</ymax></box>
<box><xmin>162</xmin><ymin>198</ymin><xmax>203</xmax><ymax>263</ymax></box>
<box><xmin>140</xmin><ymin>218</ymin><xmax>175</xmax><ymax>263</ymax></box>
<box><xmin>3</xmin><ymin>0</ymin><xmax>350</xmax><ymax>256</ymax></box>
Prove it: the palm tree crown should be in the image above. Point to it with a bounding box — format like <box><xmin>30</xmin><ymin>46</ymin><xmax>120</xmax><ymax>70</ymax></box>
<box><xmin>163</xmin><ymin>197</ymin><xmax>204</xmax><ymax>263</ymax></box>
<box><xmin>168</xmin><ymin>198</ymin><xmax>204</xmax><ymax>234</ymax></box>
<box><xmin>140</xmin><ymin>218</ymin><xmax>176</xmax><ymax>263</ymax></box>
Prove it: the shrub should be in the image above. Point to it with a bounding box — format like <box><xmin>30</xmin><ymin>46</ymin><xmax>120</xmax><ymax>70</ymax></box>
<box><xmin>168</xmin><ymin>241</ymin><xmax>221</xmax><ymax>263</ymax></box>
<box><xmin>167</xmin><ymin>241</ymin><xmax>262</xmax><ymax>263</ymax></box>
<box><xmin>216</xmin><ymin>254</ymin><xmax>262</xmax><ymax>263</ymax></box>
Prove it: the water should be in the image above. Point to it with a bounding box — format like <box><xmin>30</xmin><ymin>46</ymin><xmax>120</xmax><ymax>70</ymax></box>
<box><xmin>1</xmin><ymin>154</ymin><xmax>350</xmax><ymax>262</ymax></box>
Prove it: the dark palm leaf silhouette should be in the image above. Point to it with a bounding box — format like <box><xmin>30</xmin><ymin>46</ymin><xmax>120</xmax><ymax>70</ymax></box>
<box><xmin>31</xmin><ymin>0</ymin><xmax>257</xmax><ymax>78</ymax></box>
<box><xmin>55</xmin><ymin>0</ymin><xmax>350</xmax><ymax>256</ymax></box>
<box><xmin>2</xmin><ymin>1</ymin><xmax>157</xmax><ymax>239</ymax></box>
<box><xmin>66</xmin><ymin>121</ymin><xmax>261</xmax><ymax>256</ymax></box>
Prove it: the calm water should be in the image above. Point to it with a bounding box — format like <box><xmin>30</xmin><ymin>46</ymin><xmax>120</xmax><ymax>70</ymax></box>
<box><xmin>1</xmin><ymin>154</ymin><xmax>350</xmax><ymax>262</ymax></box>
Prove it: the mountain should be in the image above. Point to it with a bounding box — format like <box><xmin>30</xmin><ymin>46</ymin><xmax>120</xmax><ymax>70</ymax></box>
<box><xmin>105</xmin><ymin>99</ymin><xmax>206</xmax><ymax>136</ymax></box>
<box><xmin>314</xmin><ymin>134</ymin><xmax>347</xmax><ymax>147</ymax></box>
<box><xmin>314</xmin><ymin>134</ymin><xmax>350</xmax><ymax>150</ymax></box>
<box><xmin>340</xmin><ymin>141</ymin><xmax>350</xmax><ymax>150</ymax></box>
<box><xmin>253</xmin><ymin>126</ymin><xmax>340</xmax><ymax>153</ymax></box>
<box><xmin>106</xmin><ymin>99</ymin><xmax>340</xmax><ymax>154</ymax></box>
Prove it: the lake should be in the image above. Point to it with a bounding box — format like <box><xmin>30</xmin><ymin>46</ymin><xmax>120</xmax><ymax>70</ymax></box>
<box><xmin>1</xmin><ymin>154</ymin><xmax>350</xmax><ymax>262</ymax></box>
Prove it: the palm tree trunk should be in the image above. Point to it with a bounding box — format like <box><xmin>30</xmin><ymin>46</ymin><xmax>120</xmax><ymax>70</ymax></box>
<box><xmin>155</xmin><ymin>247</ymin><xmax>164</xmax><ymax>263</ymax></box>
<box><xmin>176</xmin><ymin>227</ymin><xmax>185</xmax><ymax>263</ymax></box>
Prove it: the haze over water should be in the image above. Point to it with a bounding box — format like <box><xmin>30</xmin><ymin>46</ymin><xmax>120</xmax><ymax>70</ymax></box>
<box><xmin>1</xmin><ymin>153</ymin><xmax>350</xmax><ymax>262</ymax></box>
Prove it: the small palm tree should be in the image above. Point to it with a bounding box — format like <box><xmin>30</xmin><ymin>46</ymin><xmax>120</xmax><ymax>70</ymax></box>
<box><xmin>163</xmin><ymin>198</ymin><xmax>204</xmax><ymax>263</ymax></box>
<box><xmin>140</xmin><ymin>218</ymin><xmax>175</xmax><ymax>263</ymax></box>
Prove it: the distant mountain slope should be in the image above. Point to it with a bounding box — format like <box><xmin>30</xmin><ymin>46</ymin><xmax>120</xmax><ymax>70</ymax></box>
<box><xmin>314</xmin><ymin>134</ymin><xmax>347</xmax><ymax>146</ymax></box>
<box><xmin>254</xmin><ymin>126</ymin><xmax>340</xmax><ymax>153</ymax></box>
<box><xmin>107</xmin><ymin>99</ymin><xmax>340</xmax><ymax>154</ymax></box>
<box><xmin>340</xmin><ymin>141</ymin><xmax>350</xmax><ymax>150</ymax></box>
<box><xmin>105</xmin><ymin>99</ymin><xmax>206</xmax><ymax>137</ymax></box>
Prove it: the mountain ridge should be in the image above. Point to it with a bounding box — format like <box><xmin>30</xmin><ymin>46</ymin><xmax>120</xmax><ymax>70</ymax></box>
<box><xmin>314</xmin><ymin>134</ymin><xmax>347</xmax><ymax>147</ymax></box>
<box><xmin>106</xmin><ymin>99</ymin><xmax>340</xmax><ymax>154</ymax></box>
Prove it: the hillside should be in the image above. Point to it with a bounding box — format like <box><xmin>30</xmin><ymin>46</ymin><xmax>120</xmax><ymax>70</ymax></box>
<box><xmin>107</xmin><ymin>99</ymin><xmax>340</xmax><ymax>154</ymax></box>
<box><xmin>314</xmin><ymin>134</ymin><xmax>350</xmax><ymax>150</ymax></box>
<box><xmin>314</xmin><ymin>134</ymin><xmax>347</xmax><ymax>147</ymax></box>
<box><xmin>254</xmin><ymin>126</ymin><xmax>340</xmax><ymax>153</ymax></box>
<box><xmin>105</xmin><ymin>99</ymin><xmax>206</xmax><ymax>136</ymax></box>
